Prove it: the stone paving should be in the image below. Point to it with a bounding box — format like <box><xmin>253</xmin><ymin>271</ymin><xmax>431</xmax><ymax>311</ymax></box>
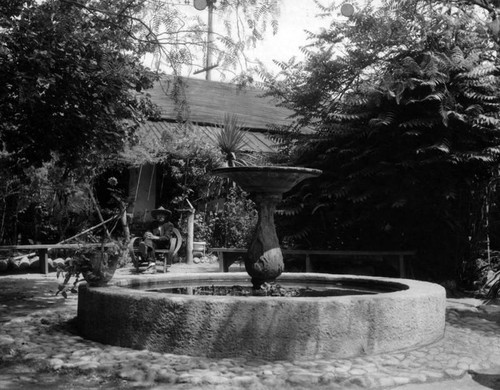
<box><xmin>0</xmin><ymin>264</ymin><xmax>500</xmax><ymax>389</ymax></box>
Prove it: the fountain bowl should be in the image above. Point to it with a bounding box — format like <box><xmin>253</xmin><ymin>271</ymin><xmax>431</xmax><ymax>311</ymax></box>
<box><xmin>77</xmin><ymin>272</ymin><xmax>446</xmax><ymax>361</ymax></box>
<box><xmin>212</xmin><ymin>166</ymin><xmax>322</xmax><ymax>194</ymax></box>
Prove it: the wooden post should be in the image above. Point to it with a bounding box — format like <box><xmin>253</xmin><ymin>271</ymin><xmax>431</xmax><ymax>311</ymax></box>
<box><xmin>121</xmin><ymin>209</ymin><xmax>131</xmax><ymax>243</ymax></box>
<box><xmin>186</xmin><ymin>209</ymin><xmax>194</xmax><ymax>265</ymax></box>
<box><xmin>184</xmin><ymin>199</ymin><xmax>196</xmax><ymax>265</ymax></box>
<box><xmin>218</xmin><ymin>251</ymin><xmax>225</xmax><ymax>272</ymax></box>
<box><xmin>305</xmin><ymin>254</ymin><xmax>312</xmax><ymax>273</ymax></box>
<box><xmin>177</xmin><ymin>200</ymin><xmax>196</xmax><ymax>265</ymax></box>
<box><xmin>39</xmin><ymin>248</ymin><xmax>49</xmax><ymax>274</ymax></box>
<box><xmin>399</xmin><ymin>254</ymin><xmax>406</xmax><ymax>278</ymax></box>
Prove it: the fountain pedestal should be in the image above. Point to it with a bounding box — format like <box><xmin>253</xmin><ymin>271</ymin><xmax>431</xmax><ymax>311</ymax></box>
<box><xmin>212</xmin><ymin>166</ymin><xmax>322</xmax><ymax>288</ymax></box>
<box><xmin>246</xmin><ymin>193</ymin><xmax>283</xmax><ymax>287</ymax></box>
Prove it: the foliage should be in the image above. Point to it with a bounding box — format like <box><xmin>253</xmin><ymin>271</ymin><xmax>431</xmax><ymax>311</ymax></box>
<box><xmin>179</xmin><ymin>186</ymin><xmax>257</xmax><ymax>248</ymax></box>
<box><xmin>0</xmin><ymin>0</ymin><xmax>158</xmax><ymax>176</ymax></box>
<box><xmin>209</xmin><ymin>186</ymin><xmax>257</xmax><ymax>248</ymax></box>
<box><xmin>56</xmin><ymin>240</ymin><xmax>127</xmax><ymax>297</ymax></box>
<box><xmin>265</xmin><ymin>0</ymin><xmax>500</xmax><ymax>281</ymax></box>
<box><xmin>0</xmin><ymin>163</ymin><xmax>95</xmax><ymax>244</ymax></box>
<box><xmin>0</xmin><ymin>161</ymin><xmax>130</xmax><ymax>245</ymax></box>
<box><xmin>152</xmin><ymin>122</ymin><xmax>224</xmax><ymax>210</ymax></box>
<box><xmin>192</xmin><ymin>212</ymin><xmax>215</xmax><ymax>242</ymax></box>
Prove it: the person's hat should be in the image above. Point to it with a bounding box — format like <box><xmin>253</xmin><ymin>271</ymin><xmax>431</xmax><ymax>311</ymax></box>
<box><xmin>151</xmin><ymin>206</ymin><xmax>171</xmax><ymax>219</ymax></box>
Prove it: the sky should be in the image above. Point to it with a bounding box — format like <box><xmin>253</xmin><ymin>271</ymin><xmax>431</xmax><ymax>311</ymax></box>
<box><xmin>206</xmin><ymin>1</ymin><xmax>363</xmax><ymax>80</ymax></box>
<box><xmin>250</xmin><ymin>2</ymin><xmax>338</xmax><ymax>73</ymax></box>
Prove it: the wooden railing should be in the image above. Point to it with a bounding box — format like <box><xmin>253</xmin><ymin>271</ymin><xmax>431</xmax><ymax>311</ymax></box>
<box><xmin>1</xmin><ymin>244</ymin><xmax>416</xmax><ymax>278</ymax></box>
<box><xmin>210</xmin><ymin>248</ymin><xmax>416</xmax><ymax>278</ymax></box>
<box><xmin>0</xmin><ymin>243</ymin><xmax>115</xmax><ymax>274</ymax></box>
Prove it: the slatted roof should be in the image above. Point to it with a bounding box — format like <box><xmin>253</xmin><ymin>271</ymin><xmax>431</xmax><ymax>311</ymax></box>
<box><xmin>145</xmin><ymin>76</ymin><xmax>294</xmax><ymax>130</ymax></box>
<box><xmin>139</xmin><ymin>120</ymin><xmax>277</xmax><ymax>153</ymax></box>
<box><xmin>132</xmin><ymin>76</ymin><xmax>295</xmax><ymax>154</ymax></box>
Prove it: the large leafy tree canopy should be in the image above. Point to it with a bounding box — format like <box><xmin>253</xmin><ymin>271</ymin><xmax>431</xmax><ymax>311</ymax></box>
<box><xmin>0</xmin><ymin>0</ymin><xmax>162</xmax><ymax>243</ymax></box>
<box><xmin>0</xmin><ymin>0</ymin><xmax>158</xmax><ymax>176</ymax></box>
<box><xmin>267</xmin><ymin>0</ymin><xmax>500</xmax><ymax>281</ymax></box>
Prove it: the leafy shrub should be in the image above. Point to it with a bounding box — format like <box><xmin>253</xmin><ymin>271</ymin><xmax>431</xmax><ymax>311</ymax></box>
<box><xmin>179</xmin><ymin>187</ymin><xmax>257</xmax><ymax>249</ymax></box>
<box><xmin>207</xmin><ymin>187</ymin><xmax>257</xmax><ymax>248</ymax></box>
<box><xmin>56</xmin><ymin>240</ymin><xmax>127</xmax><ymax>297</ymax></box>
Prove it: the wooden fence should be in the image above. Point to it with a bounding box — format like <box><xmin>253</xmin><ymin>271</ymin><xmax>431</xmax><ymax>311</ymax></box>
<box><xmin>0</xmin><ymin>243</ymin><xmax>115</xmax><ymax>274</ymax></box>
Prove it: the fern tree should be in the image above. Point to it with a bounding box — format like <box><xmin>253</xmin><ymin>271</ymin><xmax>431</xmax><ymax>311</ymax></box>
<box><xmin>268</xmin><ymin>0</ymin><xmax>500</xmax><ymax>282</ymax></box>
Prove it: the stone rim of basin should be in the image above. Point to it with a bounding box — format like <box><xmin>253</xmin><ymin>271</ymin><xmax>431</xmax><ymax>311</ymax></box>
<box><xmin>78</xmin><ymin>272</ymin><xmax>447</xmax><ymax>360</ymax></box>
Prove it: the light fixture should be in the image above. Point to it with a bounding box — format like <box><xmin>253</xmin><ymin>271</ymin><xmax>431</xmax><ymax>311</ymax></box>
<box><xmin>340</xmin><ymin>3</ymin><xmax>355</xmax><ymax>17</ymax></box>
<box><xmin>193</xmin><ymin>0</ymin><xmax>216</xmax><ymax>11</ymax></box>
<box><xmin>193</xmin><ymin>0</ymin><xmax>207</xmax><ymax>11</ymax></box>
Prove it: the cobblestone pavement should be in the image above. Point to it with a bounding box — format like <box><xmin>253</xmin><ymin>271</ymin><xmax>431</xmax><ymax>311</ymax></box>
<box><xmin>0</xmin><ymin>264</ymin><xmax>499</xmax><ymax>389</ymax></box>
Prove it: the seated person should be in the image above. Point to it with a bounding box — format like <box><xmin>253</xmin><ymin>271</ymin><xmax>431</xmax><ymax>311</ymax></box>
<box><xmin>138</xmin><ymin>207</ymin><xmax>174</xmax><ymax>268</ymax></box>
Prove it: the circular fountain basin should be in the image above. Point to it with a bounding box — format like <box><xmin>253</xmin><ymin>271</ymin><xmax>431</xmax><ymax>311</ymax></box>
<box><xmin>77</xmin><ymin>273</ymin><xmax>446</xmax><ymax>361</ymax></box>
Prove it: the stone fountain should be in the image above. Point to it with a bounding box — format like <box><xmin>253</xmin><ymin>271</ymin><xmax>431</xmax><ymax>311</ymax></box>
<box><xmin>211</xmin><ymin>166</ymin><xmax>321</xmax><ymax>288</ymax></box>
<box><xmin>77</xmin><ymin>166</ymin><xmax>446</xmax><ymax>361</ymax></box>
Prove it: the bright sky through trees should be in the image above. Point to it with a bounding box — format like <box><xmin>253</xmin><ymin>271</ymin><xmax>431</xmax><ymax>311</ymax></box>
<box><xmin>251</xmin><ymin>2</ymin><xmax>333</xmax><ymax>74</ymax></box>
<box><xmin>143</xmin><ymin>0</ymin><xmax>352</xmax><ymax>81</ymax></box>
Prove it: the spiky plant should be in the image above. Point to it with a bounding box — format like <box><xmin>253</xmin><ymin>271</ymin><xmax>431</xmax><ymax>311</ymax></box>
<box><xmin>215</xmin><ymin>113</ymin><xmax>248</xmax><ymax>167</ymax></box>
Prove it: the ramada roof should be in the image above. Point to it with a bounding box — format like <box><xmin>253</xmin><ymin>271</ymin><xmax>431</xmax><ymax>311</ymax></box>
<box><xmin>146</xmin><ymin>76</ymin><xmax>294</xmax><ymax>130</ymax></box>
<box><xmin>140</xmin><ymin>120</ymin><xmax>277</xmax><ymax>153</ymax></box>
<box><xmin>135</xmin><ymin>76</ymin><xmax>296</xmax><ymax>155</ymax></box>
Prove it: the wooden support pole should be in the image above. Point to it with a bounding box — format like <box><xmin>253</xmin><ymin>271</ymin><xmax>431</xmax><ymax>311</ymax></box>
<box><xmin>186</xmin><ymin>210</ymin><xmax>194</xmax><ymax>265</ymax></box>
<box><xmin>305</xmin><ymin>254</ymin><xmax>312</xmax><ymax>273</ymax></box>
<box><xmin>218</xmin><ymin>251</ymin><xmax>225</xmax><ymax>272</ymax></box>
<box><xmin>399</xmin><ymin>255</ymin><xmax>406</xmax><ymax>278</ymax></box>
<box><xmin>184</xmin><ymin>200</ymin><xmax>195</xmax><ymax>265</ymax></box>
<box><xmin>39</xmin><ymin>248</ymin><xmax>48</xmax><ymax>275</ymax></box>
<box><xmin>121</xmin><ymin>209</ymin><xmax>131</xmax><ymax>243</ymax></box>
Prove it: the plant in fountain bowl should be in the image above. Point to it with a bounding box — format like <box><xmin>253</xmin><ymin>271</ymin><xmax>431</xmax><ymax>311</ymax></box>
<box><xmin>56</xmin><ymin>240</ymin><xmax>127</xmax><ymax>297</ymax></box>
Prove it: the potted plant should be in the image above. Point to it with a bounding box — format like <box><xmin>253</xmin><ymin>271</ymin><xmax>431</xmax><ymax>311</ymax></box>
<box><xmin>56</xmin><ymin>240</ymin><xmax>127</xmax><ymax>297</ymax></box>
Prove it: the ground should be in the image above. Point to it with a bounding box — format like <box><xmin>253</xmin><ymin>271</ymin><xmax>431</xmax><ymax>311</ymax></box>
<box><xmin>1</xmin><ymin>263</ymin><xmax>500</xmax><ymax>390</ymax></box>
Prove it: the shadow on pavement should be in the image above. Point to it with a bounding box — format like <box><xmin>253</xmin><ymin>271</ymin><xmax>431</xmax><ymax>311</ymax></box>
<box><xmin>470</xmin><ymin>370</ymin><xmax>500</xmax><ymax>390</ymax></box>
